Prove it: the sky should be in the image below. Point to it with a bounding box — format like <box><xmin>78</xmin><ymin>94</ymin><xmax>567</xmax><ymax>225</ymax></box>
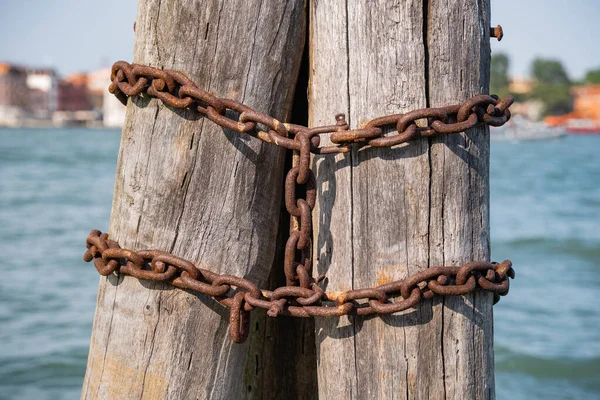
<box><xmin>0</xmin><ymin>0</ymin><xmax>598</xmax><ymax>80</ymax></box>
<box><xmin>0</xmin><ymin>0</ymin><xmax>138</xmax><ymax>75</ymax></box>
<box><xmin>491</xmin><ymin>0</ymin><xmax>600</xmax><ymax>80</ymax></box>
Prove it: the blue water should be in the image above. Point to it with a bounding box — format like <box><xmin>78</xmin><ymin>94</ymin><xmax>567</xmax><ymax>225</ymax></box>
<box><xmin>0</xmin><ymin>128</ymin><xmax>116</xmax><ymax>400</ymax></box>
<box><xmin>491</xmin><ymin>136</ymin><xmax>600</xmax><ymax>399</ymax></box>
<box><xmin>0</xmin><ymin>128</ymin><xmax>598</xmax><ymax>399</ymax></box>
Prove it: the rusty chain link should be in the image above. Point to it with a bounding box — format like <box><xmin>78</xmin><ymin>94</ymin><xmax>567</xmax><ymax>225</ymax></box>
<box><xmin>87</xmin><ymin>61</ymin><xmax>516</xmax><ymax>343</ymax></box>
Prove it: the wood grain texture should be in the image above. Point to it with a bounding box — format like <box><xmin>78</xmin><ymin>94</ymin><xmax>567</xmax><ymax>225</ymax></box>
<box><xmin>310</xmin><ymin>1</ymin><xmax>493</xmax><ymax>399</ymax></box>
<box><xmin>428</xmin><ymin>1</ymin><xmax>494</xmax><ymax>398</ymax></box>
<box><xmin>81</xmin><ymin>1</ymin><xmax>305</xmax><ymax>399</ymax></box>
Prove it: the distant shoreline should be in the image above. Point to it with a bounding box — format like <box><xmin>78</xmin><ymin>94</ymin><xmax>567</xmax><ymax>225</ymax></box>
<box><xmin>0</xmin><ymin>122</ymin><xmax>122</xmax><ymax>130</ymax></box>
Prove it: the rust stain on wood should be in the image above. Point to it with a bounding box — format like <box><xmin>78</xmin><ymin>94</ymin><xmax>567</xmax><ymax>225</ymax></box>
<box><xmin>376</xmin><ymin>266</ymin><xmax>396</xmax><ymax>286</ymax></box>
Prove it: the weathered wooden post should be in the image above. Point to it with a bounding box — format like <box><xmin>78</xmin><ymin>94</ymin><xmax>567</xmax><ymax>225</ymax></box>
<box><xmin>81</xmin><ymin>1</ymin><xmax>305</xmax><ymax>399</ymax></box>
<box><xmin>310</xmin><ymin>1</ymin><xmax>495</xmax><ymax>399</ymax></box>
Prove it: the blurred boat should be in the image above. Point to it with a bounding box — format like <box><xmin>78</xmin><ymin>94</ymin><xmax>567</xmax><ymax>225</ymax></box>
<box><xmin>490</xmin><ymin>115</ymin><xmax>567</xmax><ymax>141</ymax></box>
<box><xmin>566</xmin><ymin>118</ymin><xmax>600</xmax><ymax>134</ymax></box>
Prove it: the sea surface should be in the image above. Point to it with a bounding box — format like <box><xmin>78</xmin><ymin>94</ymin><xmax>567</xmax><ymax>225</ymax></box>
<box><xmin>0</xmin><ymin>128</ymin><xmax>598</xmax><ymax>400</ymax></box>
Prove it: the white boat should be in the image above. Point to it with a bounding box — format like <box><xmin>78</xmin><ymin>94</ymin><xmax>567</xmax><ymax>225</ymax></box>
<box><xmin>490</xmin><ymin>115</ymin><xmax>567</xmax><ymax>141</ymax></box>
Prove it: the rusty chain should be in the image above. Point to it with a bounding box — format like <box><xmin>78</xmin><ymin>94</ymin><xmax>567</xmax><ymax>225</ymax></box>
<box><xmin>85</xmin><ymin>61</ymin><xmax>516</xmax><ymax>343</ymax></box>
<box><xmin>85</xmin><ymin>230</ymin><xmax>514</xmax><ymax>343</ymax></box>
<box><xmin>108</xmin><ymin>61</ymin><xmax>513</xmax><ymax>157</ymax></box>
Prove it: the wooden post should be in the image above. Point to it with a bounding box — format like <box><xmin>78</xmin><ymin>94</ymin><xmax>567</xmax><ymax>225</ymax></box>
<box><xmin>310</xmin><ymin>1</ymin><xmax>493</xmax><ymax>399</ymax></box>
<box><xmin>81</xmin><ymin>1</ymin><xmax>306</xmax><ymax>399</ymax></box>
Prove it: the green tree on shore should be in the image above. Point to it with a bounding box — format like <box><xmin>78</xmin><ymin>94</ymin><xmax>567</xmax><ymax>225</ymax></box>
<box><xmin>490</xmin><ymin>53</ymin><xmax>510</xmax><ymax>98</ymax></box>
<box><xmin>584</xmin><ymin>68</ymin><xmax>600</xmax><ymax>84</ymax></box>
<box><xmin>529</xmin><ymin>58</ymin><xmax>572</xmax><ymax>117</ymax></box>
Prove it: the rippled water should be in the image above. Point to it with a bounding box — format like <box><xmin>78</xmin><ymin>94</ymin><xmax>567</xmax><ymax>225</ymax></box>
<box><xmin>0</xmin><ymin>128</ymin><xmax>598</xmax><ymax>399</ymax></box>
<box><xmin>491</xmin><ymin>136</ymin><xmax>600</xmax><ymax>399</ymax></box>
<box><xmin>0</xmin><ymin>128</ymin><xmax>117</xmax><ymax>400</ymax></box>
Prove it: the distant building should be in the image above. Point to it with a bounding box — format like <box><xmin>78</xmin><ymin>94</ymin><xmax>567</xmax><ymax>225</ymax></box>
<box><xmin>508</xmin><ymin>77</ymin><xmax>533</xmax><ymax>95</ymax></box>
<box><xmin>0</xmin><ymin>63</ymin><xmax>125</xmax><ymax>127</ymax></box>
<box><xmin>87</xmin><ymin>68</ymin><xmax>111</xmax><ymax>111</ymax></box>
<box><xmin>103</xmin><ymin>90</ymin><xmax>125</xmax><ymax>127</ymax></box>
<box><xmin>545</xmin><ymin>84</ymin><xmax>600</xmax><ymax>132</ymax></box>
<box><xmin>58</xmin><ymin>73</ymin><xmax>92</xmax><ymax>111</ymax></box>
<box><xmin>27</xmin><ymin>68</ymin><xmax>58</xmax><ymax>114</ymax></box>
<box><xmin>58</xmin><ymin>68</ymin><xmax>125</xmax><ymax>127</ymax></box>
<box><xmin>509</xmin><ymin>99</ymin><xmax>543</xmax><ymax>121</ymax></box>
<box><xmin>572</xmin><ymin>85</ymin><xmax>600</xmax><ymax>121</ymax></box>
<box><xmin>87</xmin><ymin>67</ymin><xmax>126</xmax><ymax>128</ymax></box>
<box><xmin>0</xmin><ymin>63</ymin><xmax>28</xmax><ymax>107</ymax></box>
<box><xmin>0</xmin><ymin>63</ymin><xmax>29</xmax><ymax>125</ymax></box>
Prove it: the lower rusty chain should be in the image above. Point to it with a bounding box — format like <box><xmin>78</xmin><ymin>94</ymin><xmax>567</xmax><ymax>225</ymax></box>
<box><xmin>84</xmin><ymin>230</ymin><xmax>514</xmax><ymax>343</ymax></box>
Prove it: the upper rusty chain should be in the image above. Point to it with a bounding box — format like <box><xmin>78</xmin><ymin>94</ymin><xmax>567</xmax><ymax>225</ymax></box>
<box><xmin>108</xmin><ymin>61</ymin><xmax>513</xmax><ymax>159</ymax></box>
<box><xmin>89</xmin><ymin>61</ymin><xmax>516</xmax><ymax>343</ymax></box>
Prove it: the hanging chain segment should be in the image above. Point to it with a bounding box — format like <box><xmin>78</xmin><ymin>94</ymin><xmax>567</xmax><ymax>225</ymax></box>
<box><xmin>85</xmin><ymin>61</ymin><xmax>517</xmax><ymax>343</ymax></box>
